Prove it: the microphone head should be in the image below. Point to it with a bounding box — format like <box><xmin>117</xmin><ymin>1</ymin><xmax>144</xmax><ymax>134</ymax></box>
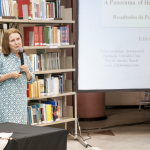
<box><xmin>18</xmin><ymin>47</ymin><xmax>23</xmax><ymax>53</ymax></box>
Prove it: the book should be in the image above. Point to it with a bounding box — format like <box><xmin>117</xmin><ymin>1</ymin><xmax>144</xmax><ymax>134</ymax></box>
<box><xmin>36</xmin><ymin>49</ymin><xmax>47</xmax><ymax>70</ymax></box>
<box><xmin>38</xmin><ymin>79</ymin><xmax>44</xmax><ymax>96</ymax></box>
<box><xmin>39</xmin><ymin>103</ymin><xmax>47</xmax><ymax>123</ymax></box>
<box><xmin>44</xmin><ymin>74</ymin><xmax>51</xmax><ymax>95</ymax></box>
<box><xmin>45</xmin><ymin>104</ymin><xmax>52</xmax><ymax>122</ymax></box>
<box><xmin>27</xmin><ymin>106</ymin><xmax>34</xmax><ymax>125</ymax></box>
<box><xmin>24</xmin><ymin>27</ymin><xmax>39</xmax><ymax>46</ymax></box>
<box><xmin>28</xmin><ymin>105</ymin><xmax>38</xmax><ymax>125</ymax></box>
<box><xmin>17</xmin><ymin>0</ymin><xmax>31</xmax><ymax>19</ymax></box>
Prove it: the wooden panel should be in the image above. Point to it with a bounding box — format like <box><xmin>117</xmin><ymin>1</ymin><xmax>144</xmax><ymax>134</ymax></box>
<box><xmin>105</xmin><ymin>92</ymin><xmax>144</xmax><ymax>106</ymax></box>
<box><xmin>27</xmin><ymin>92</ymin><xmax>76</xmax><ymax>100</ymax></box>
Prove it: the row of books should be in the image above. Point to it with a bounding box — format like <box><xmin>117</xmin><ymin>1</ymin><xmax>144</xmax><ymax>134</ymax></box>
<box><xmin>0</xmin><ymin>0</ymin><xmax>61</xmax><ymax>19</ymax></box>
<box><xmin>24</xmin><ymin>25</ymin><xmax>69</xmax><ymax>46</ymax></box>
<box><xmin>27</xmin><ymin>74</ymin><xmax>64</xmax><ymax>98</ymax></box>
<box><xmin>27</xmin><ymin>98</ymin><xmax>62</xmax><ymax>125</ymax></box>
<box><xmin>0</xmin><ymin>0</ymin><xmax>15</xmax><ymax>17</ymax></box>
<box><xmin>28</xmin><ymin>52</ymin><xmax>60</xmax><ymax>72</ymax></box>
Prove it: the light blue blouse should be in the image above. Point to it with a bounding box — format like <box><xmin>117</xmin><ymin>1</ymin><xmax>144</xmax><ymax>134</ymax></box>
<box><xmin>0</xmin><ymin>52</ymin><xmax>35</xmax><ymax>124</ymax></box>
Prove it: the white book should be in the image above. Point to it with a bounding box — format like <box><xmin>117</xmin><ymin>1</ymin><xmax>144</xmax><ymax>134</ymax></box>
<box><xmin>40</xmin><ymin>54</ymin><xmax>45</xmax><ymax>70</ymax></box>
<box><xmin>22</xmin><ymin>5</ymin><xmax>28</xmax><ymax>20</ymax></box>
<box><xmin>38</xmin><ymin>79</ymin><xmax>45</xmax><ymax>96</ymax></box>
<box><xmin>5</xmin><ymin>0</ymin><xmax>9</xmax><ymax>16</ymax></box>
<box><xmin>57</xmin><ymin>52</ymin><xmax>60</xmax><ymax>69</ymax></box>
<box><xmin>44</xmin><ymin>74</ymin><xmax>51</xmax><ymax>95</ymax></box>
<box><xmin>29</xmin><ymin>31</ymin><xmax>34</xmax><ymax>46</ymax></box>
<box><xmin>54</xmin><ymin>77</ymin><xmax>59</xmax><ymax>95</ymax></box>
<box><xmin>57</xmin><ymin>28</ymin><xmax>60</xmax><ymax>46</ymax></box>
<box><xmin>2</xmin><ymin>0</ymin><xmax>6</xmax><ymax>16</ymax></box>
<box><xmin>43</xmin><ymin>0</ymin><xmax>46</xmax><ymax>20</ymax></box>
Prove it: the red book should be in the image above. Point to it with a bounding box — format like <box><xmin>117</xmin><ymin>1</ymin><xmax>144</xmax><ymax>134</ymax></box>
<box><xmin>35</xmin><ymin>27</ymin><xmax>39</xmax><ymax>46</ymax></box>
<box><xmin>40</xmin><ymin>108</ymin><xmax>44</xmax><ymax>121</ymax></box>
<box><xmin>27</xmin><ymin>84</ymin><xmax>29</xmax><ymax>97</ymax></box>
<box><xmin>49</xmin><ymin>3</ymin><xmax>51</xmax><ymax>18</ymax></box>
<box><xmin>24</xmin><ymin>27</ymin><xmax>38</xmax><ymax>46</ymax></box>
<box><xmin>38</xmin><ymin>26</ymin><xmax>43</xmax><ymax>46</ymax></box>
<box><xmin>37</xmin><ymin>4</ymin><xmax>40</xmax><ymax>18</ymax></box>
<box><xmin>17</xmin><ymin>0</ymin><xmax>31</xmax><ymax>18</ymax></box>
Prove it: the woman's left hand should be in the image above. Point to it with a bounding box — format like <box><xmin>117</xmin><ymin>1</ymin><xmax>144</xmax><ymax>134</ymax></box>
<box><xmin>20</xmin><ymin>64</ymin><xmax>29</xmax><ymax>74</ymax></box>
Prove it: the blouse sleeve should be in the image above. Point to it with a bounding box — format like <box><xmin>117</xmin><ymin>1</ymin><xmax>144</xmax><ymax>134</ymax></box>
<box><xmin>24</xmin><ymin>54</ymin><xmax>36</xmax><ymax>84</ymax></box>
<box><xmin>0</xmin><ymin>52</ymin><xmax>3</xmax><ymax>86</ymax></box>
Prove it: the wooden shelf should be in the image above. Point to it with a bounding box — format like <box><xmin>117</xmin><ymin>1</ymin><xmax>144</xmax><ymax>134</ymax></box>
<box><xmin>34</xmin><ymin>68</ymin><xmax>75</xmax><ymax>74</ymax></box>
<box><xmin>35</xmin><ymin>117</ymin><xmax>76</xmax><ymax>126</ymax></box>
<box><xmin>27</xmin><ymin>92</ymin><xmax>76</xmax><ymax>101</ymax></box>
<box><xmin>0</xmin><ymin>19</ymin><xmax>29</xmax><ymax>23</ymax></box>
<box><xmin>28</xmin><ymin>19</ymin><xmax>75</xmax><ymax>24</ymax></box>
<box><xmin>0</xmin><ymin>19</ymin><xmax>75</xmax><ymax>24</ymax></box>
<box><xmin>24</xmin><ymin>45</ymin><xmax>75</xmax><ymax>49</ymax></box>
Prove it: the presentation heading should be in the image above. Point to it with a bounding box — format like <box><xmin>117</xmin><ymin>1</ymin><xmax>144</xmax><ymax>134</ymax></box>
<box><xmin>101</xmin><ymin>0</ymin><xmax>150</xmax><ymax>27</ymax></box>
<box><xmin>104</xmin><ymin>0</ymin><xmax>150</xmax><ymax>5</ymax></box>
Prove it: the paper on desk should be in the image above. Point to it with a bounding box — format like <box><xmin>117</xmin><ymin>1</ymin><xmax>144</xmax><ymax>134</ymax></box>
<box><xmin>0</xmin><ymin>132</ymin><xmax>13</xmax><ymax>138</ymax></box>
<box><xmin>0</xmin><ymin>132</ymin><xmax>13</xmax><ymax>150</ymax></box>
<box><xmin>0</xmin><ymin>139</ymin><xmax>8</xmax><ymax>150</ymax></box>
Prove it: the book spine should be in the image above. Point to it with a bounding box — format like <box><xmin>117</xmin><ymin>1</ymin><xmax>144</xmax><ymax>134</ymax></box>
<box><xmin>30</xmin><ymin>1</ymin><xmax>33</xmax><ymax>18</ymax></box>
<box><xmin>48</xmin><ymin>3</ymin><xmax>50</xmax><ymax>18</ymax></box>
<box><xmin>38</xmin><ymin>4</ymin><xmax>40</xmax><ymax>18</ymax></box>
<box><xmin>51</xmin><ymin>2</ymin><xmax>53</xmax><ymax>18</ymax></box>
<box><xmin>40</xmin><ymin>108</ymin><xmax>45</xmax><ymax>122</ymax></box>
<box><xmin>28</xmin><ymin>0</ymin><xmax>31</xmax><ymax>19</ymax></box>
<box><xmin>41</xmin><ymin>0</ymin><xmax>45</xmax><ymax>19</ymax></box>
<box><xmin>0</xmin><ymin>0</ymin><xmax>2</xmax><ymax>18</ymax></box>
<box><xmin>23</xmin><ymin>27</ymin><xmax>30</xmax><ymax>46</ymax></box>
<box><xmin>67</xmin><ymin>25</ymin><xmax>69</xmax><ymax>45</ymax></box>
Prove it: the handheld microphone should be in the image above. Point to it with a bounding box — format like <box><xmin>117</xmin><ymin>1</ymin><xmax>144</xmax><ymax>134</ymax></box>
<box><xmin>18</xmin><ymin>47</ymin><xmax>24</xmax><ymax>74</ymax></box>
<box><xmin>19</xmin><ymin>47</ymin><xmax>24</xmax><ymax>65</ymax></box>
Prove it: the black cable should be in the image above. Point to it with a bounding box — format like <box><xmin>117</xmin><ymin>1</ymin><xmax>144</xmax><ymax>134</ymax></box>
<box><xmin>72</xmin><ymin>129</ymin><xmax>91</xmax><ymax>141</ymax></box>
<box><xmin>101</xmin><ymin>120</ymin><xmax>150</xmax><ymax>129</ymax></box>
<box><xmin>79</xmin><ymin>128</ymin><xmax>100</xmax><ymax>131</ymax></box>
<box><xmin>72</xmin><ymin>120</ymin><xmax>150</xmax><ymax>131</ymax></box>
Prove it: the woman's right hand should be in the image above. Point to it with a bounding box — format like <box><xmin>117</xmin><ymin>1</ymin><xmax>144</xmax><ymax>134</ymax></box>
<box><xmin>10</xmin><ymin>71</ymin><xmax>22</xmax><ymax>79</ymax></box>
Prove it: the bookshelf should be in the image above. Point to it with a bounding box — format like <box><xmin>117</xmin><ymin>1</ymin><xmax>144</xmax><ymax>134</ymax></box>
<box><xmin>27</xmin><ymin>92</ymin><xmax>76</xmax><ymax>100</ymax></box>
<box><xmin>0</xmin><ymin>0</ymin><xmax>77</xmax><ymax>138</ymax></box>
<box><xmin>24</xmin><ymin>45</ymin><xmax>75</xmax><ymax>49</ymax></box>
<box><xmin>34</xmin><ymin>69</ymin><xmax>75</xmax><ymax>74</ymax></box>
<box><xmin>0</xmin><ymin>19</ymin><xmax>75</xmax><ymax>24</ymax></box>
<box><xmin>36</xmin><ymin>117</ymin><xmax>76</xmax><ymax>126</ymax></box>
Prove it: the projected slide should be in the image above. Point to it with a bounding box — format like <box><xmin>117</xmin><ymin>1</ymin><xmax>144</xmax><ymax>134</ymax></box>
<box><xmin>77</xmin><ymin>0</ymin><xmax>150</xmax><ymax>91</ymax></box>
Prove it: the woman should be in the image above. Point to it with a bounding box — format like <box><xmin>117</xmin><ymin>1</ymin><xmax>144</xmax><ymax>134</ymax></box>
<box><xmin>0</xmin><ymin>28</ymin><xmax>36</xmax><ymax>124</ymax></box>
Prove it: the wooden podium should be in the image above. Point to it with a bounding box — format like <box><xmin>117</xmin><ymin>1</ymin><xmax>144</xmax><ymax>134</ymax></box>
<box><xmin>77</xmin><ymin>93</ymin><xmax>106</xmax><ymax>121</ymax></box>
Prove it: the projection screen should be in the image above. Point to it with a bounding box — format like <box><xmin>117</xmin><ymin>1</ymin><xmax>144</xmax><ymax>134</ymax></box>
<box><xmin>75</xmin><ymin>0</ymin><xmax>150</xmax><ymax>92</ymax></box>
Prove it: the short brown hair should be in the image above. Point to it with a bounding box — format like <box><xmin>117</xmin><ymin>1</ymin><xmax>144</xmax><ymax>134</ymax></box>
<box><xmin>2</xmin><ymin>28</ymin><xmax>26</xmax><ymax>56</ymax></box>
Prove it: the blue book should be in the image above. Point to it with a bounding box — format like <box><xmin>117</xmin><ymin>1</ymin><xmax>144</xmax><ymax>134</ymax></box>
<box><xmin>27</xmin><ymin>108</ymin><xmax>32</xmax><ymax>125</ymax></box>
<box><xmin>36</xmin><ymin>4</ymin><xmax>38</xmax><ymax>18</ymax></box>
<box><xmin>43</xmin><ymin>100</ymin><xmax>56</xmax><ymax>106</ymax></box>
<box><xmin>41</xmin><ymin>0</ymin><xmax>45</xmax><ymax>19</ymax></box>
<box><xmin>35</xmin><ymin>103</ymin><xmax>42</xmax><ymax>124</ymax></box>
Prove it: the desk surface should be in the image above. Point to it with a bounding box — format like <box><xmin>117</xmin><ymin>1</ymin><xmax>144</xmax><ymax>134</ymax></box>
<box><xmin>0</xmin><ymin>123</ymin><xmax>67</xmax><ymax>150</ymax></box>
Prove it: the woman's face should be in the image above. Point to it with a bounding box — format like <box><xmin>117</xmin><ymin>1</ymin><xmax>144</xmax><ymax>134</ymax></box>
<box><xmin>9</xmin><ymin>33</ymin><xmax>22</xmax><ymax>53</ymax></box>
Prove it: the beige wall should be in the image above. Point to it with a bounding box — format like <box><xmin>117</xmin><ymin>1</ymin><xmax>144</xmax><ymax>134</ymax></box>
<box><xmin>105</xmin><ymin>92</ymin><xmax>145</xmax><ymax>105</ymax></box>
